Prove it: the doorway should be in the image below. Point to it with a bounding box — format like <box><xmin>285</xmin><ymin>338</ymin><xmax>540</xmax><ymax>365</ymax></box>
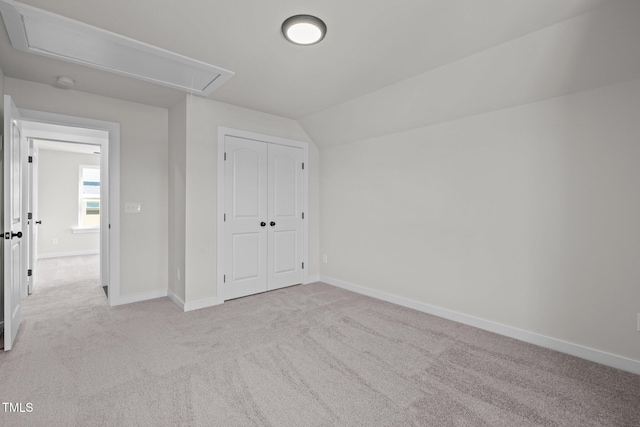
<box><xmin>30</xmin><ymin>137</ymin><xmax>103</xmax><ymax>298</ymax></box>
<box><xmin>3</xmin><ymin>99</ymin><xmax>121</xmax><ymax>351</ymax></box>
<box><xmin>18</xmin><ymin>108</ymin><xmax>121</xmax><ymax>307</ymax></box>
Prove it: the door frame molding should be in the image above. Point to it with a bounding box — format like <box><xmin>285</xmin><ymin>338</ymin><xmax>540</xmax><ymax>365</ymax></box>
<box><xmin>216</xmin><ymin>127</ymin><xmax>309</xmax><ymax>302</ymax></box>
<box><xmin>18</xmin><ymin>108</ymin><xmax>121</xmax><ymax>307</ymax></box>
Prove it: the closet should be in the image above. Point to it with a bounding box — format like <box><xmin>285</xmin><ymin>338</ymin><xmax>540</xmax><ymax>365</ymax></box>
<box><xmin>223</xmin><ymin>134</ymin><xmax>305</xmax><ymax>300</ymax></box>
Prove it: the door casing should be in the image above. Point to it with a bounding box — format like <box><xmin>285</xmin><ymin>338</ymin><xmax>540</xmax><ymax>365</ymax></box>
<box><xmin>26</xmin><ymin>138</ymin><xmax>37</xmax><ymax>295</ymax></box>
<box><xmin>216</xmin><ymin>127</ymin><xmax>310</xmax><ymax>302</ymax></box>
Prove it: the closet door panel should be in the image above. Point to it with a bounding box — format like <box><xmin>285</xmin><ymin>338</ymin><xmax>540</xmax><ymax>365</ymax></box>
<box><xmin>223</xmin><ymin>136</ymin><xmax>268</xmax><ymax>300</ymax></box>
<box><xmin>267</xmin><ymin>143</ymin><xmax>304</xmax><ymax>290</ymax></box>
<box><xmin>273</xmin><ymin>155</ymin><xmax>296</xmax><ymax>217</ymax></box>
<box><xmin>273</xmin><ymin>230</ymin><xmax>296</xmax><ymax>274</ymax></box>
<box><xmin>232</xmin><ymin>233</ymin><xmax>260</xmax><ymax>281</ymax></box>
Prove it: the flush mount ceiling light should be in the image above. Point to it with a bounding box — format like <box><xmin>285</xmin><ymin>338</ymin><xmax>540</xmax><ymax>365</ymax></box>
<box><xmin>282</xmin><ymin>15</ymin><xmax>327</xmax><ymax>45</ymax></box>
<box><xmin>0</xmin><ymin>0</ymin><xmax>234</xmax><ymax>96</ymax></box>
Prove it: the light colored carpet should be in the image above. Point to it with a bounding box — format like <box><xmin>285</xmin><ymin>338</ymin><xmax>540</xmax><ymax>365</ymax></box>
<box><xmin>1</xmin><ymin>257</ymin><xmax>639</xmax><ymax>426</ymax></box>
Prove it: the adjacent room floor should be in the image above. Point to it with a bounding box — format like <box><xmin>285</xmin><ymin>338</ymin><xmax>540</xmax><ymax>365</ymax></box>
<box><xmin>35</xmin><ymin>254</ymin><xmax>102</xmax><ymax>291</ymax></box>
<box><xmin>1</xmin><ymin>266</ymin><xmax>638</xmax><ymax>426</ymax></box>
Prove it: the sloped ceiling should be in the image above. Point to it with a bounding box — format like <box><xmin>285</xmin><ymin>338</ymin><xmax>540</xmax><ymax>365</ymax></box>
<box><xmin>300</xmin><ymin>0</ymin><xmax>640</xmax><ymax>147</ymax></box>
<box><xmin>0</xmin><ymin>0</ymin><xmax>612</xmax><ymax>122</ymax></box>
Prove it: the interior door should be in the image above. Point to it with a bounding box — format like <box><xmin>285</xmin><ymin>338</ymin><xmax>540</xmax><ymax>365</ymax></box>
<box><xmin>267</xmin><ymin>143</ymin><xmax>303</xmax><ymax>290</ymax></box>
<box><xmin>3</xmin><ymin>94</ymin><xmax>25</xmax><ymax>351</ymax></box>
<box><xmin>223</xmin><ymin>136</ymin><xmax>268</xmax><ymax>300</ymax></box>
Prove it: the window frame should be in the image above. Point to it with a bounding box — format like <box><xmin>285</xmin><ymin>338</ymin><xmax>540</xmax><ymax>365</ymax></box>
<box><xmin>78</xmin><ymin>164</ymin><xmax>101</xmax><ymax>230</ymax></box>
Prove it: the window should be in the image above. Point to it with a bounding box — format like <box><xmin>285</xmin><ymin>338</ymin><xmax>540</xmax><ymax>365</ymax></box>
<box><xmin>79</xmin><ymin>165</ymin><xmax>100</xmax><ymax>228</ymax></box>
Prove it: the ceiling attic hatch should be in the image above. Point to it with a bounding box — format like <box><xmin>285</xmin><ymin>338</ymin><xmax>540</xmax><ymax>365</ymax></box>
<box><xmin>0</xmin><ymin>0</ymin><xmax>234</xmax><ymax>95</ymax></box>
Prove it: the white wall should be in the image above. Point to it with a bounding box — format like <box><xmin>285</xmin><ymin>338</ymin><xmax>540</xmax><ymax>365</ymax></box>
<box><xmin>320</xmin><ymin>78</ymin><xmax>640</xmax><ymax>364</ymax></box>
<box><xmin>168</xmin><ymin>98</ymin><xmax>187</xmax><ymax>302</ymax></box>
<box><xmin>37</xmin><ymin>150</ymin><xmax>100</xmax><ymax>256</ymax></box>
<box><xmin>5</xmin><ymin>78</ymin><xmax>168</xmax><ymax>298</ymax></box>
<box><xmin>180</xmin><ymin>95</ymin><xmax>319</xmax><ymax>304</ymax></box>
<box><xmin>311</xmin><ymin>0</ymin><xmax>640</xmax><ymax>370</ymax></box>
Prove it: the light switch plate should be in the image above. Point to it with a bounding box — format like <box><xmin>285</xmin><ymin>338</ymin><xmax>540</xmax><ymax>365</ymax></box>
<box><xmin>125</xmin><ymin>202</ymin><xmax>141</xmax><ymax>214</ymax></box>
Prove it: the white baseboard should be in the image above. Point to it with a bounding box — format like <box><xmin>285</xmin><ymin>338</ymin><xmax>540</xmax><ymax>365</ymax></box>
<box><xmin>38</xmin><ymin>250</ymin><xmax>99</xmax><ymax>259</ymax></box>
<box><xmin>111</xmin><ymin>289</ymin><xmax>168</xmax><ymax>306</ymax></box>
<box><xmin>167</xmin><ymin>290</ymin><xmax>222</xmax><ymax>312</ymax></box>
<box><xmin>320</xmin><ymin>275</ymin><xmax>640</xmax><ymax>375</ymax></box>
<box><xmin>167</xmin><ymin>290</ymin><xmax>185</xmax><ymax>311</ymax></box>
<box><xmin>184</xmin><ymin>296</ymin><xmax>223</xmax><ymax>312</ymax></box>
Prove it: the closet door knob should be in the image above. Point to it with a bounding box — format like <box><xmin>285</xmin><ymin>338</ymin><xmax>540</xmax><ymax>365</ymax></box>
<box><xmin>260</xmin><ymin>222</ymin><xmax>266</xmax><ymax>227</ymax></box>
<box><xmin>11</xmin><ymin>231</ymin><xmax>23</xmax><ymax>239</ymax></box>
<box><xmin>270</xmin><ymin>221</ymin><xmax>276</xmax><ymax>227</ymax></box>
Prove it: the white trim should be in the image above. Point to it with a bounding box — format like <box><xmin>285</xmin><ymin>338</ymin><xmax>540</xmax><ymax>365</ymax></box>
<box><xmin>305</xmin><ymin>275</ymin><xmax>320</xmax><ymax>284</ymax></box>
<box><xmin>216</xmin><ymin>128</ymin><xmax>225</xmax><ymax>301</ymax></box>
<box><xmin>71</xmin><ymin>226</ymin><xmax>100</xmax><ymax>234</ymax></box>
<box><xmin>184</xmin><ymin>297</ymin><xmax>223</xmax><ymax>312</ymax></box>
<box><xmin>19</xmin><ymin>109</ymin><xmax>120</xmax><ymax>308</ymax></box>
<box><xmin>216</xmin><ymin>126</ymin><xmax>310</xmax><ymax>303</ymax></box>
<box><xmin>167</xmin><ymin>290</ymin><xmax>185</xmax><ymax>311</ymax></box>
<box><xmin>110</xmin><ymin>289</ymin><xmax>167</xmax><ymax>306</ymax></box>
<box><xmin>320</xmin><ymin>275</ymin><xmax>640</xmax><ymax>375</ymax></box>
<box><xmin>167</xmin><ymin>290</ymin><xmax>222</xmax><ymax>312</ymax></box>
<box><xmin>38</xmin><ymin>249</ymin><xmax>99</xmax><ymax>259</ymax></box>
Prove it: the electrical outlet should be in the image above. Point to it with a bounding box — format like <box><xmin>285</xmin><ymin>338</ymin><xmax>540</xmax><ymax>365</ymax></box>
<box><xmin>323</xmin><ymin>254</ymin><xmax>328</xmax><ymax>264</ymax></box>
<box><xmin>52</xmin><ymin>238</ymin><xmax>58</xmax><ymax>245</ymax></box>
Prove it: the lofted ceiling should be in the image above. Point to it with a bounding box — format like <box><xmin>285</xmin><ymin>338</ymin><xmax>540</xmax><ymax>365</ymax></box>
<box><xmin>0</xmin><ymin>0</ymin><xmax>612</xmax><ymax>119</ymax></box>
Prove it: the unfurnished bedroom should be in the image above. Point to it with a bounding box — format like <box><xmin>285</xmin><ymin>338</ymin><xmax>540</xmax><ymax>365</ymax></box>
<box><xmin>0</xmin><ymin>1</ymin><xmax>639</xmax><ymax>426</ymax></box>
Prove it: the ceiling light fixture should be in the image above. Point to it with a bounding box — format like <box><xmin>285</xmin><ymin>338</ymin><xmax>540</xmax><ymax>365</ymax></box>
<box><xmin>282</xmin><ymin>15</ymin><xmax>327</xmax><ymax>45</ymax></box>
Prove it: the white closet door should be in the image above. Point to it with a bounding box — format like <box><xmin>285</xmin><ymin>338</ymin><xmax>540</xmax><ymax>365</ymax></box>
<box><xmin>267</xmin><ymin>143</ymin><xmax>303</xmax><ymax>290</ymax></box>
<box><xmin>223</xmin><ymin>136</ymin><xmax>268</xmax><ymax>300</ymax></box>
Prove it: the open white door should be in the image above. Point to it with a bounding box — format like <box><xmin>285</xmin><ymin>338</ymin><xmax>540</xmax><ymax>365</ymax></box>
<box><xmin>3</xmin><ymin>94</ymin><xmax>25</xmax><ymax>351</ymax></box>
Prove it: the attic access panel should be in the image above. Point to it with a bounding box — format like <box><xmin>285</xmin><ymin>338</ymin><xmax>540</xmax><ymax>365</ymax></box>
<box><xmin>0</xmin><ymin>0</ymin><xmax>234</xmax><ymax>95</ymax></box>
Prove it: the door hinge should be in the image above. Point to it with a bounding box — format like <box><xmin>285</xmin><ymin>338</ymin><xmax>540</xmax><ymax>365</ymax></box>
<box><xmin>109</xmin><ymin>224</ymin><xmax>111</xmax><ymax>229</ymax></box>
<box><xmin>302</xmin><ymin>162</ymin><xmax>304</xmax><ymax>170</ymax></box>
<box><xmin>224</xmin><ymin>213</ymin><xmax>226</xmax><ymax>222</ymax></box>
<box><xmin>223</xmin><ymin>275</ymin><xmax>226</xmax><ymax>283</ymax></box>
<box><xmin>27</xmin><ymin>269</ymin><xmax>32</xmax><ymax>277</ymax></box>
<box><xmin>224</xmin><ymin>152</ymin><xmax>227</xmax><ymax>161</ymax></box>
<box><xmin>28</xmin><ymin>212</ymin><xmax>33</xmax><ymax>220</ymax></box>
<box><xmin>302</xmin><ymin>262</ymin><xmax>304</xmax><ymax>270</ymax></box>
<box><xmin>28</xmin><ymin>156</ymin><xmax>33</xmax><ymax>163</ymax></box>
<box><xmin>302</xmin><ymin>212</ymin><xmax>304</xmax><ymax>219</ymax></box>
